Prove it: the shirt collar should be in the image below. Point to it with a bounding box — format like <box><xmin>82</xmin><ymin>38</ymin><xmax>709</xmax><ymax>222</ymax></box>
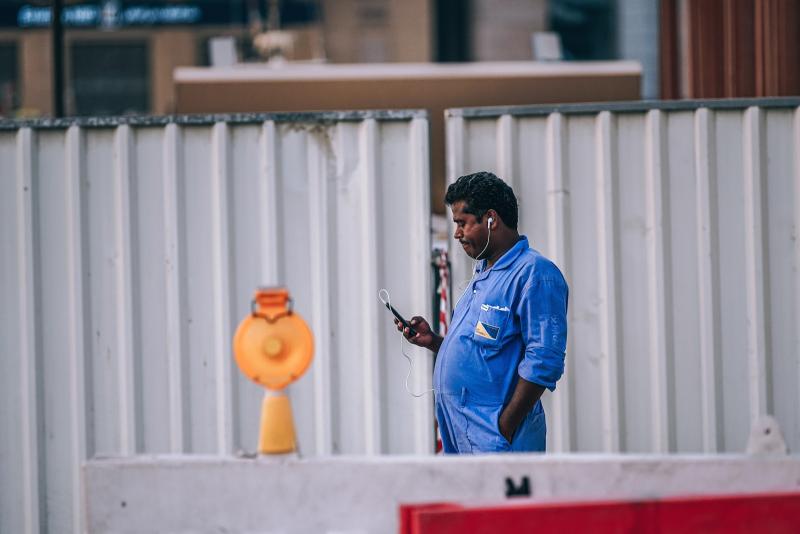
<box><xmin>476</xmin><ymin>236</ymin><xmax>529</xmax><ymax>273</ymax></box>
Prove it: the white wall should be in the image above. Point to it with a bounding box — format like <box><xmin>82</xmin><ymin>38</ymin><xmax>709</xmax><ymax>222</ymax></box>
<box><xmin>446</xmin><ymin>99</ymin><xmax>800</xmax><ymax>456</ymax></box>
<box><xmin>0</xmin><ymin>111</ymin><xmax>433</xmax><ymax>534</ymax></box>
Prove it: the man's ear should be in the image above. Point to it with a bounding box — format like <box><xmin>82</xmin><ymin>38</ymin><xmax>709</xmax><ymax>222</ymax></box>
<box><xmin>486</xmin><ymin>209</ymin><xmax>498</xmax><ymax>229</ymax></box>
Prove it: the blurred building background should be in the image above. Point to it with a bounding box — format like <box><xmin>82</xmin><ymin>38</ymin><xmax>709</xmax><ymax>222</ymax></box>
<box><xmin>0</xmin><ymin>0</ymin><xmax>659</xmax><ymax>118</ymax></box>
<box><xmin>0</xmin><ymin>0</ymin><xmax>795</xmax><ymax>114</ymax></box>
<box><xmin>2</xmin><ymin>5</ymin><xmax>800</xmax><ymax>532</ymax></box>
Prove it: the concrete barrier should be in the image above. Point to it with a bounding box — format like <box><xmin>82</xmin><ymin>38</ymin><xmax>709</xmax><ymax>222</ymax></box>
<box><xmin>84</xmin><ymin>454</ymin><xmax>800</xmax><ymax>533</ymax></box>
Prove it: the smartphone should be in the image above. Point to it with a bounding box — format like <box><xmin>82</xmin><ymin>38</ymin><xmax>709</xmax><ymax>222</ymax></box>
<box><xmin>383</xmin><ymin>302</ymin><xmax>418</xmax><ymax>337</ymax></box>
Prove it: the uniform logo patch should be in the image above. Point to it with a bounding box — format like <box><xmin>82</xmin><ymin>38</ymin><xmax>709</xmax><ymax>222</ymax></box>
<box><xmin>481</xmin><ymin>304</ymin><xmax>509</xmax><ymax>312</ymax></box>
<box><xmin>475</xmin><ymin>321</ymin><xmax>500</xmax><ymax>340</ymax></box>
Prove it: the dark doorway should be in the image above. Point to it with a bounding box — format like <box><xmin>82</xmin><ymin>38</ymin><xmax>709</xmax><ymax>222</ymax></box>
<box><xmin>0</xmin><ymin>43</ymin><xmax>19</xmax><ymax>115</ymax></box>
<box><xmin>549</xmin><ymin>0</ymin><xmax>615</xmax><ymax>60</ymax></box>
<box><xmin>436</xmin><ymin>0</ymin><xmax>471</xmax><ymax>62</ymax></box>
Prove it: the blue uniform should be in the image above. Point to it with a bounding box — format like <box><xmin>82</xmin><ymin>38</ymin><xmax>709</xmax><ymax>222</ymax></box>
<box><xmin>434</xmin><ymin>237</ymin><xmax>568</xmax><ymax>453</ymax></box>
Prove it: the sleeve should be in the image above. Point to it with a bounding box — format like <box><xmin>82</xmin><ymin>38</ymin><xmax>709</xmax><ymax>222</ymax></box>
<box><xmin>516</xmin><ymin>269</ymin><xmax>569</xmax><ymax>391</ymax></box>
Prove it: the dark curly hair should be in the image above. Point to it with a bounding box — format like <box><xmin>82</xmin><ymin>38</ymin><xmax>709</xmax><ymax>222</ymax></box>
<box><xmin>444</xmin><ymin>171</ymin><xmax>519</xmax><ymax>230</ymax></box>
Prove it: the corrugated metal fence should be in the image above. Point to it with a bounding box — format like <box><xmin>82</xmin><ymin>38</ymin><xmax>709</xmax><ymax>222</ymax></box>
<box><xmin>446</xmin><ymin>98</ymin><xmax>800</xmax><ymax>456</ymax></box>
<box><xmin>4</xmin><ymin>99</ymin><xmax>800</xmax><ymax>534</ymax></box>
<box><xmin>0</xmin><ymin>111</ymin><xmax>433</xmax><ymax>533</ymax></box>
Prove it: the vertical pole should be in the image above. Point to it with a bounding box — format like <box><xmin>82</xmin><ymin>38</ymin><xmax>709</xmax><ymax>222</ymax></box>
<box><xmin>52</xmin><ymin>0</ymin><xmax>64</xmax><ymax>117</ymax></box>
<box><xmin>659</xmin><ymin>0</ymin><xmax>680</xmax><ymax>99</ymax></box>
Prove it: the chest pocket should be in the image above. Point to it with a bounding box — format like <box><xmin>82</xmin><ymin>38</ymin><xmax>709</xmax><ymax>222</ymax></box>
<box><xmin>472</xmin><ymin>304</ymin><xmax>511</xmax><ymax>347</ymax></box>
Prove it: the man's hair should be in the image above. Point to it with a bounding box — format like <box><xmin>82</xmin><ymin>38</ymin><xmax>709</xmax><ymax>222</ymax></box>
<box><xmin>444</xmin><ymin>171</ymin><xmax>519</xmax><ymax>230</ymax></box>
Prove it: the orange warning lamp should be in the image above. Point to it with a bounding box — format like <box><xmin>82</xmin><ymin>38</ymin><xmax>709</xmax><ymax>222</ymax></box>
<box><xmin>233</xmin><ymin>288</ymin><xmax>313</xmax><ymax>454</ymax></box>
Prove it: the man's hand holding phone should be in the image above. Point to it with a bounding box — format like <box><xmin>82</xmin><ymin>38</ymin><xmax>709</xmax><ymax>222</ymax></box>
<box><xmin>378</xmin><ymin>290</ymin><xmax>444</xmax><ymax>354</ymax></box>
<box><xmin>394</xmin><ymin>316</ymin><xmax>443</xmax><ymax>354</ymax></box>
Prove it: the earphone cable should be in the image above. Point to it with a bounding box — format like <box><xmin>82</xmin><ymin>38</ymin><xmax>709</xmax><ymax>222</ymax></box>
<box><xmin>377</xmin><ymin>289</ymin><xmax>435</xmax><ymax>398</ymax></box>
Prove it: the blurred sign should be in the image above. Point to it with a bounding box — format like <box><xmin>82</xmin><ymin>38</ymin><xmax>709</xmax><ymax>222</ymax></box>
<box><xmin>0</xmin><ymin>1</ymin><xmax>317</xmax><ymax>29</ymax></box>
<box><xmin>15</xmin><ymin>3</ymin><xmax>202</xmax><ymax>27</ymax></box>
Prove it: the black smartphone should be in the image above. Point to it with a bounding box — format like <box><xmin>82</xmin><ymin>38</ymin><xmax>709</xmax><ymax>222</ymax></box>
<box><xmin>383</xmin><ymin>302</ymin><xmax>418</xmax><ymax>337</ymax></box>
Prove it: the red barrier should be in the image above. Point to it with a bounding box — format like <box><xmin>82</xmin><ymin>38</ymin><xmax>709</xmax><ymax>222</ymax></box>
<box><xmin>400</xmin><ymin>492</ymin><xmax>800</xmax><ymax>534</ymax></box>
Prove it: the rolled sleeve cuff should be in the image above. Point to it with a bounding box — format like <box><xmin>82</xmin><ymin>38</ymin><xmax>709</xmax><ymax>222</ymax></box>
<box><xmin>518</xmin><ymin>346</ymin><xmax>565</xmax><ymax>391</ymax></box>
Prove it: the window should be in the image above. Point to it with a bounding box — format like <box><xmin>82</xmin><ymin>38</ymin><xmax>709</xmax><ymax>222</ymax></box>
<box><xmin>70</xmin><ymin>42</ymin><xmax>149</xmax><ymax>116</ymax></box>
<box><xmin>0</xmin><ymin>43</ymin><xmax>19</xmax><ymax>116</ymax></box>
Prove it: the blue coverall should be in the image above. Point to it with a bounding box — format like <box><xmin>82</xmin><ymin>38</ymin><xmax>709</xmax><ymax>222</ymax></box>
<box><xmin>434</xmin><ymin>237</ymin><xmax>568</xmax><ymax>453</ymax></box>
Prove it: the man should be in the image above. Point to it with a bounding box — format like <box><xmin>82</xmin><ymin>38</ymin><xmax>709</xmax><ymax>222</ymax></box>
<box><xmin>397</xmin><ymin>171</ymin><xmax>568</xmax><ymax>453</ymax></box>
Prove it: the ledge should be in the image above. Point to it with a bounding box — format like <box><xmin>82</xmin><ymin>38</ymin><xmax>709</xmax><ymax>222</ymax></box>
<box><xmin>0</xmin><ymin>109</ymin><xmax>428</xmax><ymax>130</ymax></box>
<box><xmin>447</xmin><ymin>97</ymin><xmax>800</xmax><ymax>119</ymax></box>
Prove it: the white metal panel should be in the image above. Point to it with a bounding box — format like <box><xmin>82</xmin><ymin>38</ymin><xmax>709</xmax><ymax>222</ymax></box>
<box><xmin>0</xmin><ymin>111</ymin><xmax>431</xmax><ymax>533</ymax></box>
<box><xmin>0</xmin><ymin>128</ymin><xmax>42</xmax><ymax>534</ymax></box>
<box><xmin>644</xmin><ymin>110</ymin><xmax>674</xmax><ymax>453</ymax></box>
<box><xmin>445</xmin><ymin>99</ymin><xmax>800</xmax><ymax>455</ymax></box>
<box><xmin>668</xmin><ymin>110</ymin><xmax>705</xmax><ymax>452</ymax></box>
<box><xmin>543</xmin><ymin>113</ymin><xmax>575</xmax><ymax>452</ymax></box>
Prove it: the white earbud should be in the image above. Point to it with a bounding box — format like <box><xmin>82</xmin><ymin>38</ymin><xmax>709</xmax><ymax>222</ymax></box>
<box><xmin>488</xmin><ymin>217</ymin><xmax>494</xmax><ymax>227</ymax></box>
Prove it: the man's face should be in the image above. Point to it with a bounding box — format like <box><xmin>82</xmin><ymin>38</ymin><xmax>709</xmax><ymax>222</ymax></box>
<box><xmin>451</xmin><ymin>201</ymin><xmax>488</xmax><ymax>259</ymax></box>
